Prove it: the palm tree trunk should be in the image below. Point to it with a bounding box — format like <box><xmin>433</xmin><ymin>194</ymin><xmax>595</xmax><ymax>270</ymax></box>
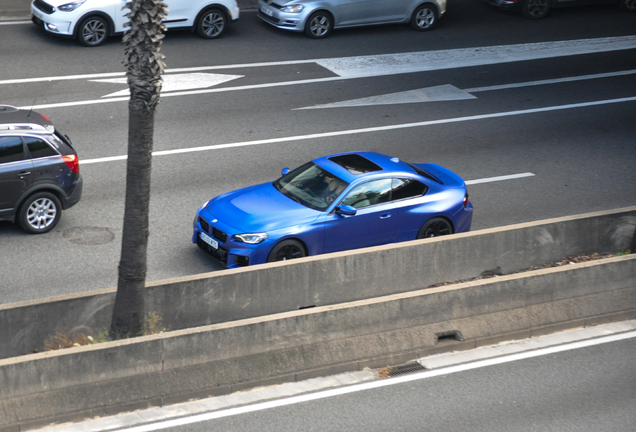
<box><xmin>111</xmin><ymin>0</ymin><xmax>167</xmax><ymax>338</ymax></box>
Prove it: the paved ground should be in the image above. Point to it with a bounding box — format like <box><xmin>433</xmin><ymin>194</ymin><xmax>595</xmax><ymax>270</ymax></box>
<box><xmin>34</xmin><ymin>319</ymin><xmax>636</xmax><ymax>432</ymax></box>
<box><xmin>0</xmin><ymin>0</ymin><xmax>260</xmax><ymax>20</ymax></box>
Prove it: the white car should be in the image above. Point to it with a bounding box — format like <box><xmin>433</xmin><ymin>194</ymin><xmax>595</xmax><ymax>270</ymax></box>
<box><xmin>31</xmin><ymin>0</ymin><xmax>240</xmax><ymax>47</ymax></box>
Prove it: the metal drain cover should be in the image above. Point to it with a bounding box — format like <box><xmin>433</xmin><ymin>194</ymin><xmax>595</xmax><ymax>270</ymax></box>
<box><xmin>381</xmin><ymin>362</ymin><xmax>427</xmax><ymax>378</ymax></box>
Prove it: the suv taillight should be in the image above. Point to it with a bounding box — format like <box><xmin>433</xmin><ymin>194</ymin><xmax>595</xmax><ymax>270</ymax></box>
<box><xmin>62</xmin><ymin>154</ymin><xmax>79</xmax><ymax>174</ymax></box>
<box><xmin>463</xmin><ymin>193</ymin><xmax>469</xmax><ymax>207</ymax></box>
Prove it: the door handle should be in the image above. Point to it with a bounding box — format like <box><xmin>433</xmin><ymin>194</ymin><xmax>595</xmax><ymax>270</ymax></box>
<box><xmin>380</xmin><ymin>213</ymin><xmax>392</xmax><ymax>219</ymax></box>
<box><xmin>18</xmin><ymin>171</ymin><xmax>31</xmax><ymax>178</ymax></box>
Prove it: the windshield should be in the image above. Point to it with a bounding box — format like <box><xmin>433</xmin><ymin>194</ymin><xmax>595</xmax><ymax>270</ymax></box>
<box><xmin>274</xmin><ymin>162</ymin><xmax>349</xmax><ymax>211</ymax></box>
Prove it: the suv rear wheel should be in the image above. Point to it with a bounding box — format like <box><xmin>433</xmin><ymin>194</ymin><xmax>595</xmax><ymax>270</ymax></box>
<box><xmin>196</xmin><ymin>8</ymin><xmax>227</xmax><ymax>39</ymax></box>
<box><xmin>18</xmin><ymin>192</ymin><xmax>62</xmax><ymax>234</ymax></box>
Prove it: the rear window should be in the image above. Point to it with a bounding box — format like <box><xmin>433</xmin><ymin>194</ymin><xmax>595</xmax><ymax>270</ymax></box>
<box><xmin>328</xmin><ymin>154</ymin><xmax>382</xmax><ymax>174</ymax></box>
<box><xmin>24</xmin><ymin>136</ymin><xmax>59</xmax><ymax>158</ymax></box>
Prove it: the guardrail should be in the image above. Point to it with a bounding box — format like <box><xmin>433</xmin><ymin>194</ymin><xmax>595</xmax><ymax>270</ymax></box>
<box><xmin>2</xmin><ymin>206</ymin><xmax>634</xmax><ymax>360</ymax></box>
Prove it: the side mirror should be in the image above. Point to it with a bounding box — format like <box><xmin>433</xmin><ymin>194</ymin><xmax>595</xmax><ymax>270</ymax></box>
<box><xmin>336</xmin><ymin>205</ymin><xmax>357</xmax><ymax>216</ymax></box>
<box><xmin>281</xmin><ymin>167</ymin><xmax>289</xmax><ymax>176</ymax></box>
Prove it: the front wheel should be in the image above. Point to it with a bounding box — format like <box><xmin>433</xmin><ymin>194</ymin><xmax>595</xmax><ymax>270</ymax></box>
<box><xmin>410</xmin><ymin>4</ymin><xmax>438</xmax><ymax>31</ymax></box>
<box><xmin>18</xmin><ymin>192</ymin><xmax>62</xmax><ymax>234</ymax></box>
<box><xmin>416</xmin><ymin>217</ymin><xmax>453</xmax><ymax>239</ymax></box>
<box><xmin>304</xmin><ymin>11</ymin><xmax>333</xmax><ymax>39</ymax></box>
<box><xmin>267</xmin><ymin>240</ymin><xmax>306</xmax><ymax>262</ymax></box>
<box><xmin>196</xmin><ymin>8</ymin><xmax>227</xmax><ymax>39</ymax></box>
<box><xmin>521</xmin><ymin>0</ymin><xmax>551</xmax><ymax>19</ymax></box>
<box><xmin>77</xmin><ymin>16</ymin><xmax>109</xmax><ymax>47</ymax></box>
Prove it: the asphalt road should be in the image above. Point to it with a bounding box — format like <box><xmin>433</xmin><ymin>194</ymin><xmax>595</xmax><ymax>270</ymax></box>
<box><xmin>1</xmin><ymin>1</ymin><xmax>635</xmax><ymax>304</ymax></box>
<box><xmin>131</xmin><ymin>336</ymin><xmax>636</xmax><ymax>432</ymax></box>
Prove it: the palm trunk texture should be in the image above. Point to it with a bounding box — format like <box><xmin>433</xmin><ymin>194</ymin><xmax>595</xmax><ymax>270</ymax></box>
<box><xmin>111</xmin><ymin>0</ymin><xmax>167</xmax><ymax>338</ymax></box>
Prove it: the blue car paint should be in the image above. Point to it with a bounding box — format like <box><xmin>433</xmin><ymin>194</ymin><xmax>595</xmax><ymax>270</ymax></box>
<box><xmin>193</xmin><ymin>151</ymin><xmax>473</xmax><ymax>268</ymax></box>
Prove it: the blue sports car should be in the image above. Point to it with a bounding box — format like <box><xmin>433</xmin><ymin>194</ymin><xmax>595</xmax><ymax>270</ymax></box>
<box><xmin>193</xmin><ymin>152</ymin><xmax>473</xmax><ymax>268</ymax></box>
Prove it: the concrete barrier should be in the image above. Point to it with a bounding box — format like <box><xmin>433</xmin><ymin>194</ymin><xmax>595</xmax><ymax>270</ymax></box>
<box><xmin>1</xmin><ymin>206</ymin><xmax>635</xmax><ymax>360</ymax></box>
<box><xmin>1</xmin><ymin>253</ymin><xmax>635</xmax><ymax>432</ymax></box>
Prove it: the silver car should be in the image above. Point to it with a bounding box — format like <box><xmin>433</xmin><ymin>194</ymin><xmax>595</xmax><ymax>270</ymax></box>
<box><xmin>257</xmin><ymin>0</ymin><xmax>446</xmax><ymax>38</ymax></box>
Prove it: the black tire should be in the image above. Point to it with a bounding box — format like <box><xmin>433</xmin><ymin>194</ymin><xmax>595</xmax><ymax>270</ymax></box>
<box><xmin>410</xmin><ymin>4</ymin><xmax>438</xmax><ymax>31</ymax></box>
<box><xmin>304</xmin><ymin>11</ymin><xmax>333</xmax><ymax>39</ymax></box>
<box><xmin>196</xmin><ymin>8</ymin><xmax>227</xmax><ymax>39</ymax></box>
<box><xmin>78</xmin><ymin>15</ymin><xmax>109</xmax><ymax>47</ymax></box>
<box><xmin>618</xmin><ymin>0</ymin><xmax>636</xmax><ymax>12</ymax></box>
<box><xmin>18</xmin><ymin>192</ymin><xmax>62</xmax><ymax>234</ymax></box>
<box><xmin>416</xmin><ymin>217</ymin><xmax>453</xmax><ymax>239</ymax></box>
<box><xmin>521</xmin><ymin>0</ymin><xmax>551</xmax><ymax>19</ymax></box>
<box><xmin>266</xmin><ymin>240</ymin><xmax>306</xmax><ymax>262</ymax></box>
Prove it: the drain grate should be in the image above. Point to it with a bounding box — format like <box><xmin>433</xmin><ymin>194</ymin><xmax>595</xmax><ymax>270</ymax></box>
<box><xmin>380</xmin><ymin>362</ymin><xmax>427</xmax><ymax>378</ymax></box>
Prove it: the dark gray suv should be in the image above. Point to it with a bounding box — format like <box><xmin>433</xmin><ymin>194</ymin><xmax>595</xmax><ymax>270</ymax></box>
<box><xmin>0</xmin><ymin>105</ymin><xmax>82</xmax><ymax>234</ymax></box>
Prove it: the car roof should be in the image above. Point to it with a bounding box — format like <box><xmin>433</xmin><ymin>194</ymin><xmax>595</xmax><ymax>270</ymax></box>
<box><xmin>0</xmin><ymin>105</ymin><xmax>55</xmax><ymax>134</ymax></box>
<box><xmin>313</xmin><ymin>151</ymin><xmax>417</xmax><ymax>183</ymax></box>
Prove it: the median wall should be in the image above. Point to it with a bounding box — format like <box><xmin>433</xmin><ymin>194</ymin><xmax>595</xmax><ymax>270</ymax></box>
<box><xmin>1</xmin><ymin>254</ymin><xmax>635</xmax><ymax>432</ymax></box>
<box><xmin>1</xmin><ymin>206</ymin><xmax>635</xmax><ymax>359</ymax></box>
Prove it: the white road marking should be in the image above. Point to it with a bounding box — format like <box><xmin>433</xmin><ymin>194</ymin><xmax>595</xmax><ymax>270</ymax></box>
<box><xmin>4</xmin><ymin>36</ymin><xmax>636</xmax><ymax>111</ymax></box>
<box><xmin>466</xmin><ymin>173</ymin><xmax>535</xmax><ymax>185</ymax></box>
<box><xmin>93</xmin><ymin>73</ymin><xmax>244</xmax><ymax>98</ymax></box>
<box><xmin>80</xmin><ymin>96</ymin><xmax>636</xmax><ymax>165</ymax></box>
<box><xmin>109</xmin><ymin>330</ymin><xmax>636</xmax><ymax>432</ymax></box>
<box><xmin>0</xmin><ymin>20</ymin><xmax>31</xmax><ymax>25</ymax></box>
<box><xmin>297</xmin><ymin>69</ymin><xmax>636</xmax><ymax>109</ymax></box>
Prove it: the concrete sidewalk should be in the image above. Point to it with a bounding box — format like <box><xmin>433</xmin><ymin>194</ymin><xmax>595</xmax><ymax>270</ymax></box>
<box><xmin>0</xmin><ymin>0</ymin><xmax>260</xmax><ymax>20</ymax></box>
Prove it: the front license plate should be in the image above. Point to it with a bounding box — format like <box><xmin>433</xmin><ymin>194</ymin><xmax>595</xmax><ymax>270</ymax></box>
<box><xmin>260</xmin><ymin>6</ymin><xmax>274</xmax><ymax>16</ymax></box>
<box><xmin>200</xmin><ymin>232</ymin><xmax>218</xmax><ymax>250</ymax></box>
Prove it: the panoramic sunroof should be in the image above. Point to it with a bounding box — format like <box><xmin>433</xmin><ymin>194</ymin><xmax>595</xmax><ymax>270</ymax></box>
<box><xmin>328</xmin><ymin>154</ymin><xmax>383</xmax><ymax>174</ymax></box>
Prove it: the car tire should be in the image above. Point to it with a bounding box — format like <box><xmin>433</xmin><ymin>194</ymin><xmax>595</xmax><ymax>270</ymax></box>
<box><xmin>78</xmin><ymin>15</ymin><xmax>109</xmax><ymax>47</ymax></box>
<box><xmin>410</xmin><ymin>4</ymin><xmax>438</xmax><ymax>31</ymax></box>
<box><xmin>18</xmin><ymin>192</ymin><xmax>62</xmax><ymax>234</ymax></box>
<box><xmin>304</xmin><ymin>11</ymin><xmax>333</xmax><ymax>39</ymax></box>
<box><xmin>416</xmin><ymin>217</ymin><xmax>453</xmax><ymax>239</ymax></box>
<box><xmin>521</xmin><ymin>0</ymin><xmax>551</xmax><ymax>19</ymax></box>
<box><xmin>618</xmin><ymin>0</ymin><xmax>636</xmax><ymax>11</ymax></box>
<box><xmin>196</xmin><ymin>8</ymin><xmax>227</xmax><ymax>39</ymax></box>
<box><xmin>266</xmin><ymin>239</ymin><xmax>306</xmax><ymax>262</ymax></box>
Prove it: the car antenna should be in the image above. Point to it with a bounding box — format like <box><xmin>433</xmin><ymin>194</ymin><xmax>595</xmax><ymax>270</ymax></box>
<box><xmin>27</xmin><ymin>99</ymin><xmax>36</xmax><ymax>120</ymax></box>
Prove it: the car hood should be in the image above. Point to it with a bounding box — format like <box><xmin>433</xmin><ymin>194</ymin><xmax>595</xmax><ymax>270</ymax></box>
<box><xmin>205</xmin><ymin>182</ymin><xmax>320</xmax><ymax>233</ymax></box>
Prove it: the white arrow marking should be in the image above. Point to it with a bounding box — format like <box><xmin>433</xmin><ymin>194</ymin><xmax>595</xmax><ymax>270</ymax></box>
<box><xmin>92</xmin><ymin>73</ymin><xmax>244</xmax><ymax>98</ymax></box>
<box><xmin>297</xmin><ymin>69</ymin><xmax>636</xmax><ymax>110</ymax></box>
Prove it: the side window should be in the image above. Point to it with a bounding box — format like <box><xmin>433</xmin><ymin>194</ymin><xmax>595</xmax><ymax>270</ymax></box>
<box><xmin>392</xmin><ymin>178</ymin><xmax>427</xmax><ymax>201</ymax></box>
<box><xmin>25</xmin><ymin>136</ymin><xmax>59</xmax><ymax>159</ymax></box>
<box><xmin>340</xmin><ymin>179</ymin><xmax>392</xmax><ymax>209</ymax></box>
<box><xmin>0</xmin><ymin>136</ymin><xmax>26</xmax><ymax>164</ymax></box>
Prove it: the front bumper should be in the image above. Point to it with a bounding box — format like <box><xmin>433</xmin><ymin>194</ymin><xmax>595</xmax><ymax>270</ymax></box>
<box><xmin>481</xmin><ymin>0</ymin><xmax>523</xmax><ymax>11</ymax></box>
<box><xmin>256</xmin><ymin>1</ymin><xmax>308</xmax><ymax>32</ymax></box>
<box><xmin>31</xmin><ymin>3</ymin><xmax>74</xmax><ymax>36</ymax></box>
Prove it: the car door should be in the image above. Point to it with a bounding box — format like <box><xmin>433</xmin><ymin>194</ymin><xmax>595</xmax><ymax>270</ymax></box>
<box><xmin>322</xmin><ymin>178</ymin><xmax>397</xmax><ymax>253</ymax></box>
<box><xmin>390</xmin><ymin>177</ymin><xmax>433</xmax><ymax>241</ymax></box>
<box><xmin>337</xmin><ymin>0</ymin><xmax>385</xmax><ymax>26</ymax></box>
<box><xmin>0</xmin><ymin>136</ymin><xmax>33</xmax><ymax>217</ymax></box>
<box><xmin>162</xmin><ymin>0</ymin><xmax>192</xmax><ymax>28</ymax></box>
<box><xmin>380</xmin><ymin>0</ymin><xmax>411</xmax><ymax>22</ymax></box>
<box><xmin>112</xmin><ymin>0</ymin><xmax>130</xmax><ymax>32</ymax></box>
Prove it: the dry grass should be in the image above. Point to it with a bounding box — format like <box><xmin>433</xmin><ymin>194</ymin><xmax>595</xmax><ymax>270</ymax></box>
<box><xmin>43</xmin><ymin>312</ymin><xmax>167</xmax><ymax>351</ymax></box>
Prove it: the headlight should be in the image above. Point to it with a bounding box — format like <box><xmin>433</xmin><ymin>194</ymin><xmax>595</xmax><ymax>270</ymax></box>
<box><xmin>281</xmin><ymin>4</ymin><xmax>304</xmax><ymax>13</ymax></box>
<box><xmin>235</xmin><ymin>233</ymin><xmax>268</xmax><ymax>244</ymax></box>
<box><xmin>57</xmin><ymin>0</ymin><xmax>86</xmax><ymax>11</ymax></box>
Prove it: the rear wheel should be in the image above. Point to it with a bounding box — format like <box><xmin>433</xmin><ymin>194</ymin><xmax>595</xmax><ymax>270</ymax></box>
<box><xmin>267</xmin><ymin>240</ymin><xmax>306</xmax><ymax>262</ymax></box>
<box><xmin>196</xmin><ymin>8</ymin><xmax>227</xmax><ymax>39</ymax></box>
<box><xmin>521</xmin><ymin>0</ymin><xmax>551</xmax><ymax>19</ymax></box>
<box><xmin>18</xmin><ymin>192</ymin><xmax>62</xmax><ymax>234</ymax></box>
<box><xmin>416</xmin><ymin>217</ymin><xmax>453</xmax><ymax>239</ymax></box>
<box><xmin>410</xmin><ymin>4</ymin><xmax>438</xmax><ymax>31</ymax></box>
<box><xmin>78</xmin><ymin>15</ymin><xmax>109</xmax><ymax>47</ymax></box>
<box><xmin>304</xmin><ymin>11</ymin><xmax>333</xmax><ymax>39</ymax></box>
